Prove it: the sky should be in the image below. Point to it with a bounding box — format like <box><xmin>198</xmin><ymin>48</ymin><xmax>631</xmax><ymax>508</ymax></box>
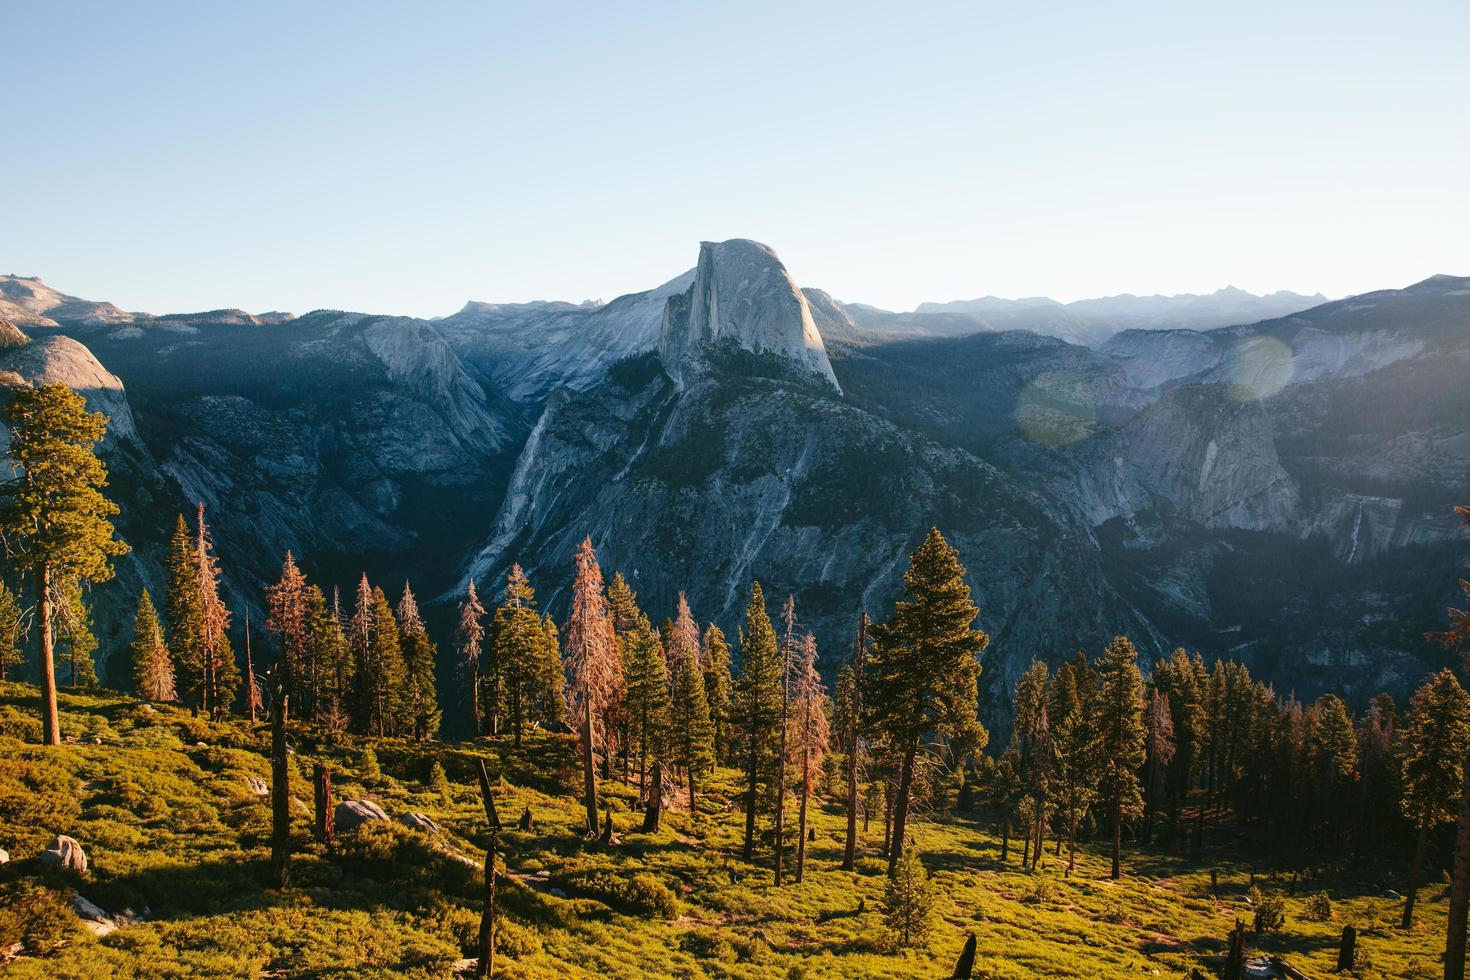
<box><xmin>3</xmin><ymin>0</ymin><xmax>1468</xmax><ymax>317</ymax></box>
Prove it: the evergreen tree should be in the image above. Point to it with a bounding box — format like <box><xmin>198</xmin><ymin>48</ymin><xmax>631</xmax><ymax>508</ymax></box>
<box><xmin>790</xmin><ymin>632</ymin><xmax>830</xmax><ymax>882</ymax></box>
<box><xmin>1307</xmin><ymin>693</ymin><xmax>1358</xmax><ymax>845</ymax></box>
<box><xmin>735</xmin><ymin>581</ymin><xmax>782</xmax><ymax>862</ymax></box>
<box><xmin>1048</xmin><ymin>660</ymin><xmax>1095</xmax><ymax>873</ymax></box>
<box><xmin>0</xmin><ymin>579</ymin><xmax>22</xmax><ymax>682</ymax></box>
<box><xmin>1429</xmin><ymin>503</ymin><xmax>1470</xmax><ymax>980</ymax></box>
<box><xmin>1095</xmin><ymin>635</ymin><xmax>1147</xmax><ymax>880</ymax></box>
<box><xmin>563</xmin><ymin>537</ymin><xmax>621</xmax><ymax>835</ymax></box>
<box><xmin>1143</xmin><ymin>690</ymin><xmax>1176</xmax><ymax>843</ymax></box>
<box><xmin>265</xmin><ymin>552</ymin><xmax>311</xmax><ymax>716</ymax></box>
<box><xmin>1011</xmin><ymin>659</ymin><xmax>1049</xmax><ymax>783</ymax></box>
<box><xmin>397</xmin><ymin>582</ymin><xmax>440</xmax><ymax>741</ymax></box>
<box><xmin>456</xmin><ymin>580</ymin><xmax>486</xmax><ymax>736</ymax></box>
<box><xmin>865</xmin><ymin>529</ymin><xmax>989</xmax><ymax>877</ymax></box>
<box><xmin>0</xmin><ymin>383</ymin><xmax>128</xmax><ymax>744</ymax></box>
<box><xmin>192</xmin><ymin>504</ymin><xmax>237</xmax><ymax>719</ymax></box>
<box><xmin>623</xmin><ymin>612</ymin><xmax>671</xmax><ymax>796</ymax></box>
<box><xmin>130</xmin><ymin>588</ymin><xmax>176</xmax><ymax>702</ymax></box>
<box><xmin>1398</xmin><ymin>670</ymin><xmax>1470</xmax><ymax>927</ymax></box>
<box><xmin>305</xmin><ymin>585</ymin><xmax>352</xmax><ymax>729</ymax></box>
<box><xmin>166</xmin><ymin>514</ymin><xmax>206</xmax><ymax>714</ymax></box>
<box><xmin>491</xmin><ymin>565</ymin><xmax>560</xmax><ymax>744</ymax></box>
<box><xmin>352</xmin><ymin>583</ymin><xmax>406</xmax><ymax>736</ymax></box>
<box><xmin>55</xmin><ymin>577</ymin><xmax>98</xmax><ymax>688</ymax></box>
<box><xmin>667</xmin><ymin>593</ymin><xmax>716</xmax><ymax>815</ymax></box>
<box><xmin>882</xmin><ymin>842</ymin><xmax>937</xmax><ymax>949</ymax></box>
<box><xmin>702</xmin><ymin>623</ymin><xmax>733</xmax><ymax>763</ymax></box>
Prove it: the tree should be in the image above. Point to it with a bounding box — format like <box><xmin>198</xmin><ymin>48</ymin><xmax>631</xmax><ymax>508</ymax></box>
<box><xmin>865</xmin><ymin>529</ymin><xmax>989</xmax><ymax>878</ymax></box>
<box><xmin>1430</xmin><ymin>504</ymin><xmax>1470</xmax><ymax>980</ymax></box>
<box><xmin>774</xmin><ymin>595</ymin><xmax>798</xmax><ymax>885</ymax></box>
<box><xmin>305</xmin><ymin>584</ymin><xmax>352</xmax><ymax>729</ymax></box>
<box><xmin>165</xmin><ymin>514</ymin><xmax>206</xmax><ymax>714</ymax></box>
<box><xmin>1398</xmin><ymin>670</ymin><xmax>1470</xmax><ymax>927</ymax></box>
<box><xmin>0</xmin><ymin>383</ymin><xmax>128</xmax><ymax>744</ymax></box>
<box><xmin>667</xmin><ymin>593</ymin><xmax>715</xmax><ymax>815</ymax></box>
<box><xmin>131</xmin><ymin>589</ymin><xmax>176</xmax><ymax>702</ymax></box>
<box><xmin>1095</xmin><ymin>635</ymin><xmax>1147</xmax><ymax>880</ymax></box>
<box><xmin>1143</xmin><ymin>690</ymin><xmax>1176</xmax><ymax>843</ymax></box>
<box><xmin>353</xmin><ymin>584</ymin><xmax>406</xmax><ymax>736</ymax></box>
<box><xmin>622</xmin><ymin>612</ymin><xmax>670</xmax><ymax>796</ymax></box>
<box><xmin>457</xmin><ymin>580</ymin><xmax>487</xmax><ymax>736</ymax></box>
<box><xmin>0</xmin><ymin>579</ymin><xmax>21</xmax><ymax>682</ymax></box>
<box><xmin>265</xmin><ymin>552</ymin><xmax>311</xmax><ymax>715</ymax></box>
<box><xmin>791</xmin><ymin>632</ymin><xmax>830</xmax><ymax>882</ymax></box>
<box><xmin>563</xmin><ymin>537</ymin><xmax>620</xmax><ymax>836</ymax></box>
<box><xmin>191</xmin><ymin>504</ymin><xmax>237</xmax><ymax>719</ymax></box>
<box><xmin>397</xmin><ymin>582</ymin><xmax>440</xmax><ymax>741</ymax></box>
<box><xmin>490</xmin><ymin>565</ymin><xmax>557</xmax><ymax>745</ymax></box>
<box><xmin>840</xmin><ymin>611</ymin><xmax>869</xmax><ymax>871</ymax></box>
<box><xmin>735</xmin><ymin>581</ymin><xmax>782</xmax><ymax>861</ymax></box>
<box><xmin>702</xmin><ymin>623</ymin><xmax>733</xmax><ymax>762</ymax></box>
<box><xmin>882</xmin><ymin>842</ymin><xmax>936</xmax><ymax>949</ymax></box>
<box><xmin>54</xmin><ymin>577</ymin><xmax>98</xmax><ymax>688</ymax></box>
<box><xmin>1308</xmin><ymin>693</ymin><xmax>1358</xmax><ymax>845</ymax></box>
<box><xmin>1011</xmin><ymin>659</ymin><xmax>1049</xmax><ymax>784</ymax></box>
<box><xmin>1049</xmin><ymin>658</ymin><xmax>1096</xmax><ymax>872</ymax></box>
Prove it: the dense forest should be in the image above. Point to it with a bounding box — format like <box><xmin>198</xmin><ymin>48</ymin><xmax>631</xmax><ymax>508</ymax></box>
<box><xmin>5</xmin><ymin>381</ymin><xmax>1470</xmax><ymax>978</ymax></box>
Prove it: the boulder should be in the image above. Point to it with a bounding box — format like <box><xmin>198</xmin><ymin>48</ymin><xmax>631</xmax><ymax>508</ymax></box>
<box><xmin>0</xmin><ymin>847</ymin><xmax>8</xmax><ymax>863</ymax></box>
<box><xmin>245</xmin><ymin>776</ymin><xmax>269</xmax><ymax>797</ymax></box>
<box><xmin>39</xmin><ymin>835</ymin><xmax>88</xmax><ymax>874</ymax></box>
<box><xmin>400</xmin><ymin>812</ymin><xmax>443</xmax><ymax>835</ymax></box>
<box><xmin>334</xmin><ymin>799</ymin><xmax>390</xmax><ymax>832</ymax></box>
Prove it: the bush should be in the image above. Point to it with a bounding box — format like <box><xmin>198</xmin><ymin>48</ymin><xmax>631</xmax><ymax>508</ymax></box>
<box><xmin>560</xmin><ymin>867</ymin><xmax>680</xmax><ymax>918</ymax></box>
<box><xmin>0</xmin><ymin>883</ymin><xmax>79</xmax><ymax>954</ymax></box>
<box><xmin>1251</xmin><ymin>887</ymin><xmax>1285</xmax><ymax>933</ymax></box>
<box><xmin>428</xmin><ymin>760</ymin><xmax>452</xmax><ymax>804</ymax></box>
<box><xmin>1304</xmin><ymin>890</ymin><xmax>1333</xmax><ymax>922</ymax></box>
<box><xmin>680</xmin><ymin>928</ymin><xmax>739</xmax><ymax>963</ymax></box>
<box><xmin>883</xmin><ymin>845</ymin><xmax>937</xmax><ymax>949</ymax></box>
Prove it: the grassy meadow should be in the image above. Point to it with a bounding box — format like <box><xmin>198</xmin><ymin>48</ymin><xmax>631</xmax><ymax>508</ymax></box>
<box><xmin>0</xmin><ymin>681</ymin><xmax>1448</xmax><ymax>978</ymax></box>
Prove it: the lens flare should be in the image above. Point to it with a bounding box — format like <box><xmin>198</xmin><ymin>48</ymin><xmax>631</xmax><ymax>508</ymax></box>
<box><xmin>1226</xmin><ymin>335</ymin><xmax>1293</xmax><ymax>400</ymax></box>
<box><xmin>1016</xmin><ymin>371</ymin><xmax>1097</xmax><ymax>447</ymax></box>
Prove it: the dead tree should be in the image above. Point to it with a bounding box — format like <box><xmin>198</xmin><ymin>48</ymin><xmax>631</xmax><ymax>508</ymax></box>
<box><xmin>599</xmin><ymin>805</ymin><xmax>614</xmax><ymax>845</ymax></box>
<box><xmin>1223</xmin><ymin>919</ymin><xmax>1246</xmax><ymax>980</ymax></box>
<box><xmin>642</xmin><ymin>761</ymin><xmax>664</xmax><ymax>833</ymax></box>
<box><xmin>270</xmin><ymin>673</ymin><xmax>290</xmax><ymax>889</ymax></box>
<box><xmin>313</xmin><ymin>763</ymin><xmax>334</xmax><ymax>848</ymax></box>
<box><xmin>1335</xmin><ymin>925</ymin><xmax>1357</xmax><ymax>973</ymax></box>
<box><xmin>475</xmin><ymin>759</ymin><xmax>502</xmax><ymax>979</ymax></box>
<box><xmin>952</xmin><ymin>932</ymin><xmax>977</xmax><ymax>979</ymax></box>
<box><xmin>245</xmin><ymin>609</ymin><xmax>257</xmax><ymax>725</ymax></box>
<box><xmin>843</xmin><ymin>611</ymin><xmax>867</xmax><ymax>871</ymax></box>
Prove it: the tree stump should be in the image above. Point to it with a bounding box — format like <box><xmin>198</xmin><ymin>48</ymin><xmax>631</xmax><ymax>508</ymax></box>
<box><xmin>641</xmin><ymin>761</ymin><xmax>663</xmax><ymax>833</ymax></box>
<box><xmin>951</xmin><ymin>932</ymin><xmax>977</xmax><ymax>978</ymax></box>
<box><xmin>599</xmin><ymin>806</ymin><xmax>614</xmax><ymax>845</ymax></box>
<box><xmin>1336</xmin><ymin>925</ymin><xmax>1357</xmax><ymax>973</ymax></box>
<box><xmin>518</xmin><ymin>806</ymin><xmax>533</xmax><ymax>831</ymax></box>
<box><xmin>313</xmin><ymin>764</ymin><xmax>334</xmax><ymax>848</ymax></box>
<box><xmin>1223</xmin><ymin>919</ymin><xmax>1246</xmax><ymax>980</ymax></box>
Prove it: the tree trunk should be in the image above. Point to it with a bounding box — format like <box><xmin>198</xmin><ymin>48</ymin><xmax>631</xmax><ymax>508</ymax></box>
<box><xmin>842</xmin><ymin>611</ymin><xmax>866</xmax><ymax>871</ymax></box>
<box><xmin>245</xmin><ymin>613</ymin><xmax>256</xmax><ymax>725</ymax></box>
<box><xmin>1404</xmin><ymin>811</ymin><xmax>1431</xmax><ymax>928</ymax></box>
<box><xmin>37</xmin><ymin>565</ymin><xmax>60</xmax><ymax>746</ymax></box>
<box><xmin>1111</xmin><ymin>800</ymin><xmax>1122</xmax><ymax>880</ymax></box>
<box><xmin>471</xmin><ymin>662</ymin><xmax>482</xmax><ymax>736</ymax></box>
<box><xmin>1022</xmin><ymin>826</ymin><xmax>1031</xmax><ymax>869</ymax></box>
<box><xmin>1448</xmin><ymin>754</ymin><xmax>1470</xmax><ymax>980</ymax></box>
<box><xmin>270</xmin><ymin>682</ymin><xmax>290</xmax><ymax>889</ymax></box>
<box><xmin>952</xmin><ymin>932</ymin><xmax>977</xmax><ymax>979</ymax></box>
<box><xmin>742</xmin><ymin>728</ymin><xmax>759</xmax><ymax>860</ymax></box>
<box><xmin>476</xmin><ymin>831</ymin><xmax>498</xmax><ymax>978</ymax></box>
<box><xmin>797</xmin><ymin>767</ymin><xmax>810</xmax><ymax>883</ymax></box>
<box><xmin>581</xmin><ymin>698</ymin><xmax>598</xmax><ymax>837</ymax></box>
<box><xmin>1337</xmin><ymin>925</ymin><xmax>1357</xmax><ymax>973</ymax></box>
<box><xmin>313</xmin><ymin>763</ymin><xmax>333</xmax><ymax>848</ymax></box>
<box><xmin>887</xmin><ymin>737</ymin><xmax>919</xmax><ymax>879</ymax></box>
<box><xmin>1000</xmin><ymin>815</ymin><xmax>1010</xmax><ymax>862</ymax></box>
<box><xmin>687</xmin><ymin>759</ymin><xmax>697</xmax><ymax>817</ymax></box>
<box><xmin>642</xmin><ymin>760</ymin><xmax>663</xmax><ymax>833</ymax></box>
<box><xmin>1067</xmin><ymin>811</ymin><xmax>1078</xmax><ymax>874</ymax></box>
<box><xmin>775</xmin><ymin>687</ymin><xmax>789</xmax><ymax>886</ymax></box>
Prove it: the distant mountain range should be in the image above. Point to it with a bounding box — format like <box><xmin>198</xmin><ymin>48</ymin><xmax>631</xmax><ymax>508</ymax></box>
<box><xmin>1</xmin><ymin>249</ymin><xmax>1465</xmax><ymax>730</ymax></box>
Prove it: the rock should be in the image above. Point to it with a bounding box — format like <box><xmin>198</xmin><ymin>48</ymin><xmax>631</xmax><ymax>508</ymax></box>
<box><xmin>245</xmin><ymin>776</ymin><xmax>269</xmax><ymax>797</ymax></box>
<box><xmin>0</xmin><ymin>847</ymin><xmax>8</xmax><ymax>864</ymax></box>
<box><xmin>1384</xmin><ymin>889</ymin><xmax>1402</xmax><ymax>899</ymax></box>
<box><xmin>334</xmin><ymin>799</ymin><xmax>390</xmax><ymax>832</ymax></box>
<box><xmin>400</xmin><ymin>812</ymin><xmax>443</xmax><ymax>835</ymax></box>
<box><xmin>38</xmin><ymin>835</ymin><xmax>88</xmax><ymax>874</ymax></box>
<box><xmin>549</xmin><ymin>888</ymin><xmax>567</xmax><ymax>898</ymax></box>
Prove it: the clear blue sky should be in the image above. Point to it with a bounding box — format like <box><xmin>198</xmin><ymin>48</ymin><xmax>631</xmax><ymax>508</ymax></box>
<box><xmin>4</xmin><ymin>0</ymin><xmax>1467</xmax><ymax>316</ymax></box>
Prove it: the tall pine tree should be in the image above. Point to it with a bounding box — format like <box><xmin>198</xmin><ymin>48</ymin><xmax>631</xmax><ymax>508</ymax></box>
<box><xmin>1095</xmin><ymin>635</ymin><xmax>1147</xmax><ymax>880</ymax></box>
<box><xmin>563</xmin><ymin>538</ymin><xmax>620</xmax><ymax>835</ymax></box>
<box><xmin>1397</xmin><ymin>670</ymin><xmax>1470</xmax><ymax>927</ymax></box>
<box><xmin>397</xmin><ymin>582</ymin><xmax>440</xmax><ymax>741</ymax></box>
<box><xmin>735</xmin><ymin>582</ymin><xmax>783</xmax><ymax>862</ymax></box>
<box><xmin>667</xmin><ymin>593</ymin><xmax>715</xmax><ymax>815</ymax></box>
<box><xmin>131</xmin><ymin>588</ymin><xmax>176</xmax><ymax>702</ymax></box>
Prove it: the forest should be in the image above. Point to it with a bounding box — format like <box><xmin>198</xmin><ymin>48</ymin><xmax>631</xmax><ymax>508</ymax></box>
<box><xmin>5</xmin><ymin>382</ymin><xmax>1470</xmax><ymax>979</ymax></box>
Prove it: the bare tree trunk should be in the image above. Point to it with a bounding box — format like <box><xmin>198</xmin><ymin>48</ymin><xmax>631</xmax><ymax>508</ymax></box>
<box><xmin>742</xmin><ymin>729</ymin><xmax>759</xmax><ymax>860</ymax></box>
<box><xmin>642</xmin><ymin>760</ymin><xmax>663</xmax><ymax>833</ymax></box>
<box><xmin>581</xmin><ymin>698</ymin><xmax>598</xmax><ymax>836</ymax></box>
<box><xmin>474</xmin><ymin>759</ymin><xmax>501</xmax><ymax>979</ymax></box>
<box><xmin>270</xmin><ymin>679</ymin><xmax>290</xmax><ymax>889</ymax></box>
<box><xmin>774</xmin><ymin>661</ymin><xmax>790</xmax><ymax>886</ymax></box>
<box><xmin>842</xmin><ymin>611</ymin><xmax>866</xmax><ymax>871</ymax></box>
<box><xmin>245</xmin><ymin>610</ymin><xmax>256</xmax><ymax>725</ymax></box>
<box><xmin>1404</xmin><ymin>811</ymin><xmax>1432</xmax><ymax>928</ymax></box>
<box><xmin>38</xmin><ymin>565</ymin><xmax>60</xmax><ymax>746</ymax></box>
<box><xmin>313</xmin><ymin>763</ymin><xmax>333</xmax><ymax>848</ymax></box>
<box><xmin>797</xmin><ymin>747</ymin><xmax>811</xmax><ymax>883</ymax></box>
<box><xmin>1449</xmin><ymin>756</ymin><xmax>1470</xmax><ymax>980</ymax></box>
<box><xmin>1111</xmin><ymin>800</ymin><xmax>1122</xmax><ymax>880</ymax></box>
<box><xmin>887</xmin><ymin>736</ymin><xmax>919</xmax><ymax>879</ymax></box>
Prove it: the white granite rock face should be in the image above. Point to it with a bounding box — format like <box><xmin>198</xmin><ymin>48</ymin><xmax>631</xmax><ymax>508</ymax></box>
<box><xmin>659</xmin><ymin>240</ymin><xmax>839</xmax><ymax>392</ymax></box>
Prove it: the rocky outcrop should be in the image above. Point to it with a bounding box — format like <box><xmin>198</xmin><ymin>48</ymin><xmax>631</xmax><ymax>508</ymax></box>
<box><xmin>0</xmin><ymin>275</ymin><xmax>138</xmax><ymax>329</ymax></box>
<box><xmin>0</xmin><ymin>317</ymin><xmax>26</xmax><ymax>351</ymax></box>
<box><xmin>659</xmin><ymin>240</ymin><xmax>839</xmax><ymax>391</ymax></box>
<box><xmin>400</xmin><ymin>812</ymin><xmax>444</xmax><ymax>835</ymax></box>
<box><xmin>334</xmin><ymin>799</ymin><xmax>390</xmax><ymax>832</ymax></box>
<box><xmin>0</xmin><ymin>334</ymin><xmax>138</xmax><ymax>446</ymax></box>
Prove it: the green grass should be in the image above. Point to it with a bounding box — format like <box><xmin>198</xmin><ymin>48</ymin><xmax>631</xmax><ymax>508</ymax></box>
<box><xmin>0</xmin><ymin>681</ymin><xmax>1447</xmax><ymax>977</ymax></box>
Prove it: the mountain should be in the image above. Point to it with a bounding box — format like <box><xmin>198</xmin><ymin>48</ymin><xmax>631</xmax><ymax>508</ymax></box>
<box><xmin>912</xmin><ymin>285</ymin><xmax>1328</xmax><ymax>347</ymax></box>
<box><xmin>2</xmin><ymin>250</ymin><xmax>1466</xmax><ymax>727</ymax></box>
<box><xmin>0</xmin><ymin>275</ymin><xmax>139</xmax><ymax>329</ymax></box>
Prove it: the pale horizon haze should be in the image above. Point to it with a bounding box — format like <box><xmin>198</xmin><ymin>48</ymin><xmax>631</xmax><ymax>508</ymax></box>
<box><xmin>3</xmin><ymin>0</ymin><xmax>1468</xmax><ymax>317</ymax></box>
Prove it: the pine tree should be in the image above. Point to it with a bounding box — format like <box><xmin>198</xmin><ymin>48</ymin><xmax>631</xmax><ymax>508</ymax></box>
<box><xmin>352</xmin><ymin>584</ymin><xmax>406</xmax><ymax>736</ymax></box>
<box><xmin>1048</xmin><ymin>657</ymin><xmax>1095</xmax><ymax>873</ymax></box>
<box><xmin>735</xmin><ymin>582</ymin><xmax>782</xmax><ymax>862</ymax></box>
<box><xmin>1011</xmin><ymin>659</ymin><xmax>1049</xmax><ymax>784</ymax></box>
<box><xmin>131</xmin><ymin>589</ymin><xmax>176</xmax><ymax>702</ymax></box>
<box><xmin>702</xmin><ymin>623</ymin><xmax>733</xmax><ymax>763</ymax></box>
<box><xmin>564</xmin><ymin>537</ymin><xmax>621</xmax><ymax>835</ymax></box>
<box><xmin>882</xmin><ymin>842</ymin><xmax>936</xmax><ymax>949</ymax></box>
<box><xmin>865</xmin><ymin>529</ymin><xmax>989</xmax><ymax>877</ymax></box>
<box><xmin>623</xmin><ymin>612</ymin><xmax>671</xmax><ymax>797</ymax></box>
<box><xmin>791</xmin><ymin>632</ymin><xmax>830</xmax><ymax>882</ymax></box>
<box><xmin>1308</xmin><ymin>693</ymin><xmax>1358</xmax><ymax>845</ymax></box>
<box><xmin>1143</xmin><ymin>690</ymin><xmax>1176</xmax><ymax>843</ymax></box>
<box><xmin>1429</xmin><ymin>504</ymin><xmax>1470</xmax><ymax>980</ymax></box>
<box><xmin>1095</xmin><ymin>635</ymin><xmax>1147</xmax><ymax>880</ymax></box>
<box><xmin>457</xmin><ymin>581</ymin><xmax>487</xmax><ymax>736</ymax></box>
<box><xmin>265</xmin><ymin>552</ymin><xmax>311</xmax><ymax>716</ymax></box>
<box><xmin>397</xmin><ymin>582</ymin><xmax>440</xmax><ymax>741</ymax></box>
<box><xmin>54</xmin><ymin>577</ymin><xmax>98</xmax><ymax>688</ymax></box>
<box><xmin>667</xmin><ymin>593</ymin><xmax>715</xmax><ymax>815</ymax></box>
<box><xmin>305</xmin><ymin>585</ymin><xmax>352</xmax><ymax>729</ymax></box>
<box><xmin>193</xmin><ymin>504</ymin><xmax>237</xmax><ymax>719</ymax></box>
<box><xmin>491</xmin><ymin>565</ymin><xmax>558</xmax><ymax>745</ymax></box>
<box><xmin>0</xmin><ymin>579</ymin><xmax>22</xmax><ymax>682</ymax></box>
<box><xmin>166</xmin><ymin>514</ymin><xmax>206</xmax><ymax>714</ymax></box>
<box><xmin>0</xmin><ymin>383</ymin><xmax>128</xmax><ymax>744</ymax></box>
<box><xmin>1398</xmin><ymin>670</ymin><xmax>1470</xmax><ymax>927</ymax></box>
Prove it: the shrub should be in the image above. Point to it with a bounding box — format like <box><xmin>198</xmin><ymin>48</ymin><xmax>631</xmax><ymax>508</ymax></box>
<box><xmin>680</xmin><ymin>929</ymin><xmax>739</xmax><ymax>963</ymax></box>
<box><xmin>428</xmin><ymin>761</ymin><xmax>452</xmax><ymax>804</ymax></box>
<box><xmin>359</xmin><ymin>747</ymin><xmax>382</xmax><ymax>783</ymax></box>
<box><xmin>0</xmin><ymin>883</ymin><xmax>79</xmax><ymax>954</ymax></box>
<box><xmin>1251</xmin><ymin>888</ymin><xmax>1285</xmax><ymax>933</ymax></box>
<box><xmin>882</xmin><ymin>845</ymin><xmax>937</xmax><ymax>949</ymax></box>
<box><xmin>1304</xmin><ymin>890</ymin><xmax>1333</xmax><ymax>922</ymax></box>
<box><xmin>560</xmin><ymin>868</ymin><xmax>680</xmax><ymax>918</ymax></box>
